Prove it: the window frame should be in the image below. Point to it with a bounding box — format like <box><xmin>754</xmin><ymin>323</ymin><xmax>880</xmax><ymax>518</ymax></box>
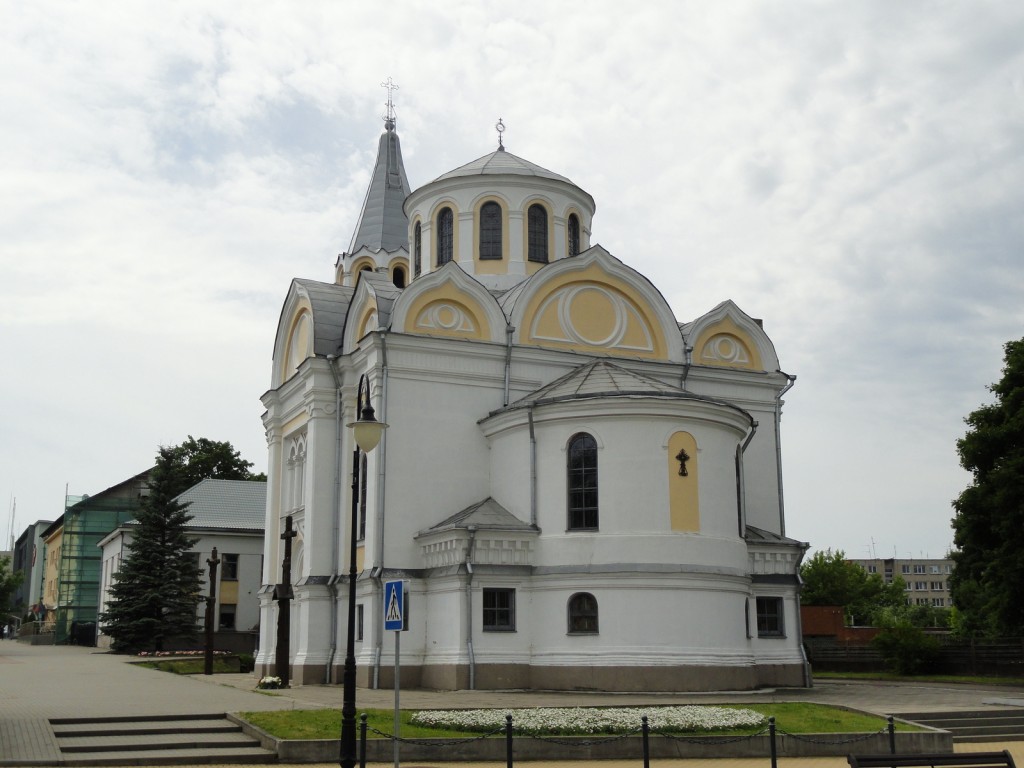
<box><xmin>220</xmin><ymin>553</ymin><xmax>239</xmax><ymax>581</ymax></box>
<box><xmin>436</xmin><ymin>207</ymin><xmax>454</xmax><ymax>266</ymax></box>
<box><xmin>413</xmin><ymin>221</ymin><xmax>422</xmax><ymax>276</ymax></box>
<box><xmin>755</xmin><ymin>596</ymin><xmax>784</xmax><ymax>638</ymax></box>
<box><xmin>527</xmin><ymin>203</ymin><xmax>548</xmax><ymax>263</ymax></box>
<box><xmin>567</xmin><ymin>592</ymin><xmax>599</xmax><ymax>634</ymax></box>
<box><xmin>567</xmin><ymin>433</ymin><xmax>599</xmax><ymax>531</ymax></box>
<box><xmin>479</xmin><ymin>201</ymin><xmax>503</xmax><ymax>260</ymax></box>
<box><xmin>219</xmin><ymin>603</ymin><xmax>237</xmax><ymax>631</ymax></box>
<box><xmin>567</xmin><ymin>213</ymin><xmax>581</xmax><ymax>256</ymax></box>
<box><xmin>482</xmin><ymin>587</ymin><xmax>516</xmax><ymax>632</ymax></box>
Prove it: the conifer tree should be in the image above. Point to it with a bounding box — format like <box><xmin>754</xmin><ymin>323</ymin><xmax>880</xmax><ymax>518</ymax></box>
<box><xmin>100</xmin><ymin>445</ymin><xmax>202</xmax><ymax>652</ymax></box>
<box><xmin>950</xmin><ymin>337</ymin><xmax>1024</xmax><ymax>636</ymax></box>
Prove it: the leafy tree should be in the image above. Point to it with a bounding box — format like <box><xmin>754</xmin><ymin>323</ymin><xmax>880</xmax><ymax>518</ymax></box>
<box><xmin>100</xmin><ymin>437</ymin><xmax>263</xmax><ymax>652</ymax></box>
<box><xmin>1</xmin><ymin>555</ymin><xmax>24</xmax><ymax>613</ymax></box>
<box><xmin>950</xmin><ymin>337</ymin><xmax>1024</xmax><ymax>637</ymax></box>
<box><xmin>800</xmin><ymin>549</ymin><xmax>905</xmax><ymax>625</ymax></box>
<box><xmin>871</xmin><ymin>619</ymin><xmax>941</xmax><ymax>675</ymax></box>
<box><xmin>162</xmin><ymin>435</ymin><xmax>264</xmax><ymax>497</ymax></box>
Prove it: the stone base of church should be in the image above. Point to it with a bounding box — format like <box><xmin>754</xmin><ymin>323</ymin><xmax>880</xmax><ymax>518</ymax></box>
<box><xmin>262</xmin><ymin>660</ymin><xmax>806</xmax><ymax>692</ymax></box>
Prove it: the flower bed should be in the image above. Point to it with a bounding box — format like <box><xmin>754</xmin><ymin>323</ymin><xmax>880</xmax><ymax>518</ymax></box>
<box><xmin>410</xmin><ymin>705</ymin><xmax>766</xmax><ymax>735</ymax></box>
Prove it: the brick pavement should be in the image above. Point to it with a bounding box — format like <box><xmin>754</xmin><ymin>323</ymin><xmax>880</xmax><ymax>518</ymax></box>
<box><xmin>2</xmin><ymin>639</ymin><xmax>1023</xmax><ymax>767</ymax></box>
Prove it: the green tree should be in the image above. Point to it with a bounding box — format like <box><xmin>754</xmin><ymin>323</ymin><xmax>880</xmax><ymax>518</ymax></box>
<box><xmin>950</xmin><ymin>337</ymin><xmax>1024</xmax><ymax>637</ymax></box>
<box><xmin>1</xmin><ymin>554</ymin><xmax>24</xmax><ymax>614</ymax></box>
<box><xmin>100</xmin><ymin>437</ymin><xmax>263</xmax><ymax>652</ymax></box>
<box><xmin>162</xmin><ymin>435</ymin><xmax>264</xmax><ymax>497</ymax></box>
<box><xmin>800</xmin><ymin>549</ymin><xmax>905</xmax><ymax>625</ymax></box>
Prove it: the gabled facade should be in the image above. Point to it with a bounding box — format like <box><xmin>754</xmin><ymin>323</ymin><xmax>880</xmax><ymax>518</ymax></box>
<box><xmin>98</xmin><ymin>479</ymin><xmax>267</xmax><ymax>652</ymax></box>
<box><xmin>259</xmin><ymin>118</ymin><xmax>808</xmax><ymax>691</ymax></box>
<box><xmin>12</xmin><ymin>519</ymin><xmax>53</xmax><ymax>618</ymax></box>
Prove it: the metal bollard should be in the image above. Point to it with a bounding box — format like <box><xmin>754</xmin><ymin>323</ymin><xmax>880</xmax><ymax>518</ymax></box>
<box><xmin>359</xmin><ymin>713</ymin><xmax>367</xmax><ymax>768</ymax></box>
<box><xmin>505</xmin><ymin>714</ymin><xmax>514</xmax><ymax>768</ymax></box>
<box><xmin>888</xmin><ymin>715</ymin><xmax>896</xmax><ymax>754</ymax></box>
<box><xmin>641</xmin><ymin>715</ymin><xmax>650</xmax><ymax>768</ymax></box>
<box><xmin>769</xmin><ymin>716</ymin><xmax>777</xmax><ymax>768</ymax></box>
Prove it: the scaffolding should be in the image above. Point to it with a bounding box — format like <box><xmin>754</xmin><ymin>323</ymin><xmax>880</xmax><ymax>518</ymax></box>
<box><xmin>54</xmin><ymin>477</ymin><xmax>147</xmax><ymax>644</ymax></box>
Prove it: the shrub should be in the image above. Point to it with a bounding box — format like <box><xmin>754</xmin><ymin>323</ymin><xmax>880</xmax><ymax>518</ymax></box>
<box><xmin>872</xmin><ymin>624</ymin><xmax>940</xmax><ymax>675</ymax></box>
<box><xmin>238</xmin><ymin>653</ymin><xmax>255</xmax><ymax>673</ymax></box>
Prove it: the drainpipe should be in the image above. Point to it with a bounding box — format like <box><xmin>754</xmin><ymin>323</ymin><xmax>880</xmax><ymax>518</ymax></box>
<box><xmin>794</xmin><ymin>541</ymin><xmax>813</xmax><ymax>687</ymax></box>
<box><xmin>527</xmin><ymin>404</ymin><xmax>538</xmax><ymax>527</ymax></box>
<box><xmin>736</xmin><ymin>420</ymin><xmax>758</xmax><ymax>536</ymax></box>
<box><xmin>680</xmin><ymin>345</ymin><xmax>693</xmax><ymax>390</ymax></box>
<box><xmin>774</xmin><ymin>374</ymin><xmax>797</xmax><ymax>536</ymax></box>
<box><xmin>503</xmin><ymin>326</ymin><xmax>514</xmax><ymax>407</ymax></box>
<box><xmin>326</xmin><ymin>355</ymin><xmax>344</xmax><ymax>683</ymax></box>
<box><xmin>465</xmin><ymin>526</ymin><xmax>478</xmax><ymax>690</ymax></box>
<box><xmin>372</xmin><ymin>333</ymin><xmax>390</xmax><ymax>689</ymax></box>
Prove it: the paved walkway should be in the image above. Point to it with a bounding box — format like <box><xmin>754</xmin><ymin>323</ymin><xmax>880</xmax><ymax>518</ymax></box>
<box><xmin>2</xmin><ymin>640</ymin><xmax>1024</xmax><ymax>767</ymax></box>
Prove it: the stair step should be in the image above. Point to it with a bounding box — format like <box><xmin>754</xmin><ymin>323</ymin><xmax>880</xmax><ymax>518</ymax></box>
<box><xmin>52</xmin><ymin>721</ymin><xmax>240</xmax><ymax>737</ymax></box>
<box><xmin>51</xmin><ymin>713</ymin><xmax>225</xmax><ymax>725</ymax></box>
<box><xmin>59</xmin><ymin>732</ymin><xmax>259</xmax><ymax>753</ymax></box>
<box><xmin>53</xmin><ymin>746</ymin><xmax>277</xmax><ymax>766</ymax></box>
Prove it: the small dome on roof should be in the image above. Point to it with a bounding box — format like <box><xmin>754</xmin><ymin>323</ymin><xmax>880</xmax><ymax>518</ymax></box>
<box><xmin>432</xmin><ymin>150</ymin><xmax>575</xmax><ymax>185</ymax></box>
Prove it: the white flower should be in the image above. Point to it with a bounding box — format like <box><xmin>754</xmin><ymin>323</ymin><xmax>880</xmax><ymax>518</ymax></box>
<box><xmin>410</xmin><ymin>706</ymin><xmax>765</xmax><ymax>735</ymax></box>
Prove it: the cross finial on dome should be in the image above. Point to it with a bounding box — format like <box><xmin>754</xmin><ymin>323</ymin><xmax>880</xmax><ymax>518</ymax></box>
<box><xmin>381</xmin><ymin>77</ymin><xmax>399</xmax><ymax>131</ymax></box>
<box><xmin>496</xmin><ymin>118</ymin><xmax>505</xmax><ymax>151</ymax></box>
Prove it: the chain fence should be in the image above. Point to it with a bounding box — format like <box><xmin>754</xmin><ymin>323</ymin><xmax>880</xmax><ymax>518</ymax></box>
<box><xmin>356</xmin><ymin>711</ymin><xmax>900</xmax><ymax>768</ymax></box>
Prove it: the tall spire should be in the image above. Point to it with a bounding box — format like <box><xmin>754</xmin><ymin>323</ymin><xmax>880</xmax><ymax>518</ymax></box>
<box><xmin>346</xmin><ymin>79</ymin><xmax>411</xmax><ymax>254</ymax></box>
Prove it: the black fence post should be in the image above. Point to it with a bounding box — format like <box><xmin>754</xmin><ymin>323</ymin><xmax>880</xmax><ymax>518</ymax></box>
<box><xmin>641</xmin><ymin>715</ymin><xmax>650</xmax><ymax>768</ymax></box>
<box><xmin>359</xmin><ymin>713</ymin><xmax>367</xmax><ymax>768</ymax></box>
<box><xmin>505</xmin><ymin>714</ymin><xmax>514</xmax><ymax>768</ymax></box>
<box><xmin>888</xmin><ymin>715</ymin><xmax>896</xmax><ymax>754</ymax></box>
<box><xmin>769</xmin><ymin>716</ymin><xmax>777</xmax><ymax>768</ymax></box>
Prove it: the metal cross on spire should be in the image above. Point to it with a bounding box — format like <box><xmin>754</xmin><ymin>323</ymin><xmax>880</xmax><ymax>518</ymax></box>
<box><xmin>381</xmin><ymin>77</ymin><xmax>399</xmax><ymax>130</ymax></box>
<box><xmin>496</xmin><ymin>118</ymin><xmax>505</xmax><ymax>151</ymax></box>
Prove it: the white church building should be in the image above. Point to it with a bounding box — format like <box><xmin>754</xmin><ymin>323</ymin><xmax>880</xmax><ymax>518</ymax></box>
<box><xmin>257</xmin><ymin>111</ymin><xmax>809</xmax><ymax>691</ymax></box>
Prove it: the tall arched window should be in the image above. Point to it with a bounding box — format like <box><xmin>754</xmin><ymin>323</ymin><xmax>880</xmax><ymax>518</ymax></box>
<box><xmin>358</xmin><ymin>453</ymin><xmax>368</xmax><ymax>540</ymax></box>
<box><xmin>568</xmin><ymin>592</ymin><xmax>599</xmax><ymax>634</ymax></box>
<box><xmin>413</xmin><ymin>222</ymin><xmax>422</xmax><ymax>276</ymax></box>
<box><xmin>392</xmin><ymin>266</ymin><xmax>406</xmax><ymax>288</ymax></box>
<box><xmin>437</xmin><ymin>207</ymin><xmax>454</xmax><ymax>265</ymax></box>
<box><xmin>479</xmin><ymin>201</ymin><xmax>502</xmax><ymax>260</ymax></box>
<box><xmin>528</xmin><ymin>204</ymin><xmax>548</xmax><ymax>263</ymax></box>
<box><xmin>567</xmin><ymin>433</ymin><xmax>598</xmax><ymax>530</ymax></box>
<box><xmin>567</xmin><ymin>213</ymin><xmax>580</xmax><ymax>256</ymax></box>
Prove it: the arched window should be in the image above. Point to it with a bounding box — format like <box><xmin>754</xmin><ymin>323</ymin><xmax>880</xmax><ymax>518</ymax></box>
<box><xmin>479</xmin><ymin>201</ymin><xmax>502</xmax><ymax>260</ymax></box>
<box><xmin>528</xmin><ymin>204</ymin><xmax>548</xmax><ymax>263</ymax></box>
<box><xmin>567</xmin><ymin>213</ymin><xmax>580</xmax><ymax>257</ymax></box>
<box><xmin>567</xmin><ymin>433</ymin><xmax>598</xmax><ymax>530</ymax></box>
<box><xmin>568</xmin><ymin>592</ymin><xmax>598</xmax><ymax>634</ymax></box>
<box><xmin>358</xmin><ymin>452</ymin><xmax>368</xmax><ymax>540</ymax></box>
<box><xmin>437</xmin><ymin>207</ymin><xmax>454</xmax><ymax>265</ymax></box>
<box><xmin>413</xmin><ymin>222</ymin><xmax>422</xmax><ymax>276</ymax></box>
<box><xmin>392</xmin><ymin>266</ymin><xmax>406</xmax><ymax>288</ymax></box>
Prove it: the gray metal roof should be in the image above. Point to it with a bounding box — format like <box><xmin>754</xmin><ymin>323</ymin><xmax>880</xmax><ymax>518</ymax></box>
<box><xmin>421</xmin><ymin>497</ymin><xmax>537</xmax><ymax>535</ymax></box>
<box><xmin>166</xmin><ymin>480</ymin><xmax>265</xmax><ymax>532</ymax></box>
<box><xmin>432</xmin><ymin>149</ymin><xmax>574</xmax><ymax>185</ymax></box>
<box><xmin>294</xmin><ymin>278</ymin><xmax>355</xmax><ymax>357</ymax></box>
<box><xmin>745</xmin><ymin>525</ymin><xmax>808</xmax><ymax>548</ymax></box>
<box><xmin>347</xmin><ymin>124</ymin><xmax>411</xmax><ymax>254</ymax></box>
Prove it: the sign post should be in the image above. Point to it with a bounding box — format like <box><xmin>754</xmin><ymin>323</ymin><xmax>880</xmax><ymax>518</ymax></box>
<box><xmin>383</xmin><ymin>580</ymin><xmax>406</xmax><ymax>768</ymax></box>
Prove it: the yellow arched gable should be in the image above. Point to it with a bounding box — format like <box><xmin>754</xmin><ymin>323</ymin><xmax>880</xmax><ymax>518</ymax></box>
<box><xmin>692</xmin><ymin>316</ymin><xmax>762</xmax><ymax>371</ymax></box>
<box><xmin>355</xmin><ymin>300</ymin><xmax>380</xmax><ymax>341</ymax></box>
<box><xmin>280</xmin><ymin>305</ymin><xmax>313</xmax><ymax>381</ymax></box>
<box><xmin>521</xmin><ymin>263</ymin><xmax>667</xmax><ymax>359</ymax></box>
<box><xmin>403</xmin><ymin>284</ymin><xmax>490</xmax><ymax>341</ymax></box>
<box><xmin>667</xmin><ymin>431</ymin><xmax>699</xmax><ymax>532</ymax></box>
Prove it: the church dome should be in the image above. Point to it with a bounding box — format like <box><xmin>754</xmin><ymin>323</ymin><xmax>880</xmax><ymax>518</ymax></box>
<box><xmin>404</xmin><ymin>142</ymin><xmax>597</xmax><ymax>291</ymax></box>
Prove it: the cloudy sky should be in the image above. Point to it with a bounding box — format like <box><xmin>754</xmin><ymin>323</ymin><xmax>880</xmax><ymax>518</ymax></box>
<box><xmin>2</xmin><ymin>1</ymin><xmax>1022</xmax><ymax>561</ymax></box>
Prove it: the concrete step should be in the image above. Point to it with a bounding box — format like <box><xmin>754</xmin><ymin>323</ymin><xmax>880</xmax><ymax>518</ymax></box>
<box><xmin>49</xmin><ymin>713</ymin><xmax>277</xmax><ymax>766</ymax></box>
<box><xmin>895</xmin><ymin>709</ymin><xmax>1024</xmax><ymax>743</ymax></box>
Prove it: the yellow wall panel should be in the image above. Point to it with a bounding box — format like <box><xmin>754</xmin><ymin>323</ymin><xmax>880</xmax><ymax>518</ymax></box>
<box><xmin>667</xmin><ymin>431</ymin><xmax>699</xmax><ymax>532</ymax></box>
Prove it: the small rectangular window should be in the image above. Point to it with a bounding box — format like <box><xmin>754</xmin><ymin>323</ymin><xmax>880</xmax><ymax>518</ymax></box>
<box><xmin>219</xmin><ymin>604</ymin><xmax>236</xmax><ymax>630</ymax></box>
<box><xmin>221</xmin><ymin>553</ymin><xmax>239</xmax><ymax>581</ymax></box>
<box><xmin>755</xmin><ymin>597</ymin><xmax>784</xmax><ymax>638</ymax></box>
<box><xmin>901</xmin><ymin>565</ymin><xmax>911</xmax><ymax>574</ymax></box>
<box><xmin>482</xmin><ymin>588</ymin><xmax>515</xmax><ymax>632</ymax></box>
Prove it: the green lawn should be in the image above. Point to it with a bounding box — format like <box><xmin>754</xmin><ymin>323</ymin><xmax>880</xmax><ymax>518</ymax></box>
<box><xmin>240</xmin><ymin>703</ymin><xmax>914</xmax><ymax>741</ymax></box>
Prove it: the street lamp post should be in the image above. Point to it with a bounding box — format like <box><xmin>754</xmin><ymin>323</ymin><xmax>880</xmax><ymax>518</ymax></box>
<box><xmin>340</xmin><ymin>373</ymin><xmax>386</xmax><ymax>768</ymax></box>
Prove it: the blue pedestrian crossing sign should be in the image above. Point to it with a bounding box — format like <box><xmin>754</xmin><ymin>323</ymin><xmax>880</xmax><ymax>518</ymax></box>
<box><xmin>384</xmin><ymin>580</ymin><xmax>404</xmax><ymax>631</ymax></box>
